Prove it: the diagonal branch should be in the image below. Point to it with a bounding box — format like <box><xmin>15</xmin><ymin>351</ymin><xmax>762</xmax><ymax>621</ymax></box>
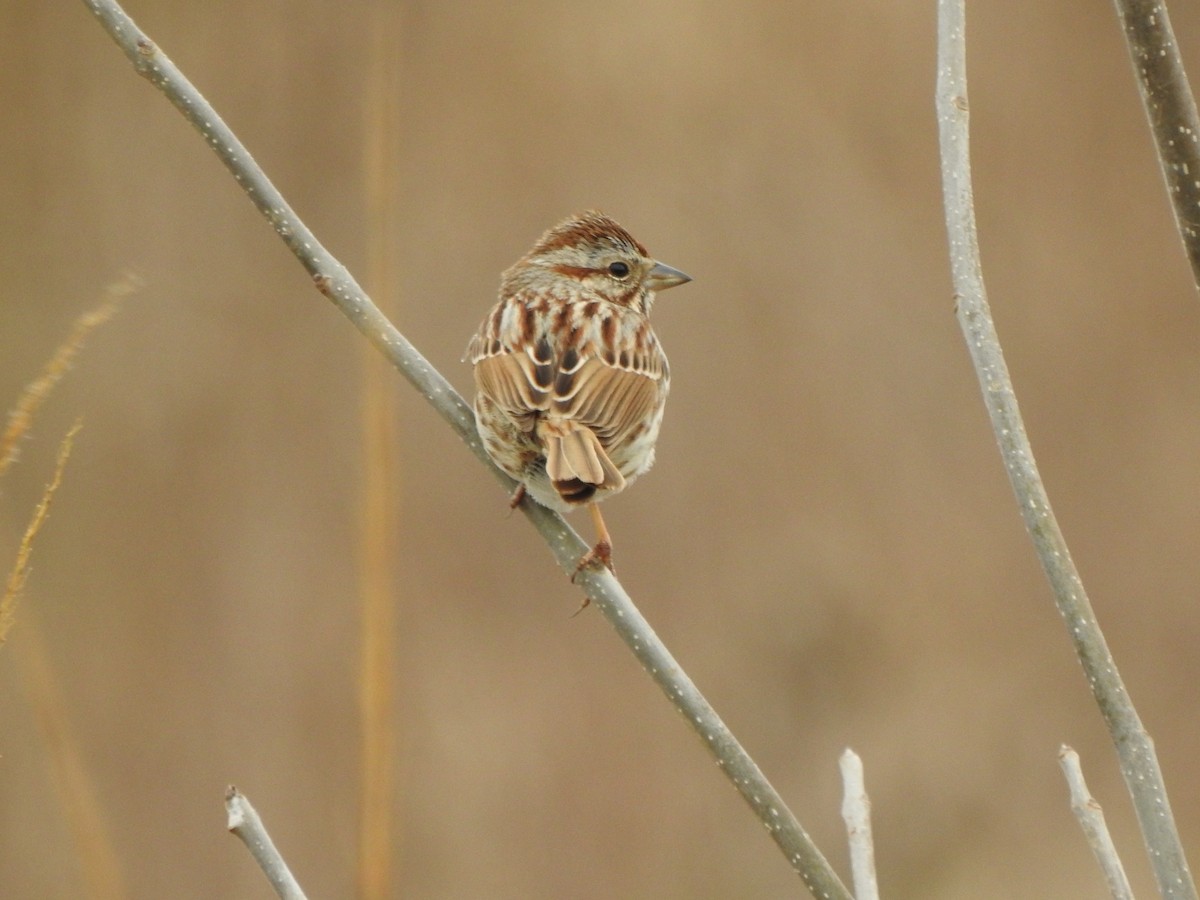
<box><xmin>80</xmin><ymin>1</ymin><xmax>850</xmax><ymax>895</ymax></box>
<box><xmin>936</xmin><ymin>2</ymin><xmax>1196</xmax><ymax>897</ymax></box>
<box><xmin>1111</xmin><ymin>0</ymin><xmax>1200</xmax><ymax>291</ymax></box>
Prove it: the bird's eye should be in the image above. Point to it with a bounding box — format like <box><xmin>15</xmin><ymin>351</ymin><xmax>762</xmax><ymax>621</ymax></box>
<box><xmin>607</xmin><ymin>261</ymin><xmax>631</xmax><ymax>279</ymax></box>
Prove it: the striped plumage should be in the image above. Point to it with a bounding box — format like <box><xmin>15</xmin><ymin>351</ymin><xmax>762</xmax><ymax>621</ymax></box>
<box><xmin>466</xmin><ymin>211</ymin><xmax>690</xmax><ymax>574</ymax></box>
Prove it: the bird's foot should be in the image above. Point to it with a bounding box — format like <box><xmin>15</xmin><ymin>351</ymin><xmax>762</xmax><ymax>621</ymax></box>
<box><xmin>569</xmin><ymin>540</ymin><xmax>614</xmax><ymax>616</ymax></box>
<box><xmin>570</xmin><ymin>539</ymin><xmax>613</xmax><ymax>585</ymax></box>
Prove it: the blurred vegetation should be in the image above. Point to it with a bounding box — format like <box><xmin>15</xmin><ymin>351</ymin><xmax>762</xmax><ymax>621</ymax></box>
<box><xmin>2</xmin><ymin>2</ymin><xmax>1200</xmax><ymax>897</ymax></box>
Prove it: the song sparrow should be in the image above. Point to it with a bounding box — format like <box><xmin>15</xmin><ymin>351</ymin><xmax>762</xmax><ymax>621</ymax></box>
<box><xmin>466</xmin><ymin>211</ymin><xmax>691</xmax><ymax>577</ymax></box>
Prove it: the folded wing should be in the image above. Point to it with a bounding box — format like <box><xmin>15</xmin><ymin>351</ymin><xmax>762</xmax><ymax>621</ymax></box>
<box><xmin>473</xmin><ymin>334</ymin><xmax>663</xmax><ymax>498</ymax></box>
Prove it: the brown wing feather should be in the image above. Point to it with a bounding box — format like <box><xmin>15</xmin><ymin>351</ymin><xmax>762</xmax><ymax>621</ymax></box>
<box><xmin>555</xmin><ymin>358</ymin><xmax>660</xmax><ymax>448</ymax></box>
<box><xmin>473</xmin><ymin>351</ymin><xmax>550</xmax><ymax>430</ymax></box>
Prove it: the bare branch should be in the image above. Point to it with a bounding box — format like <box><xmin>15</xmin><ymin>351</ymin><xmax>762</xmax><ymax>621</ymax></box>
<box><xmin>1111</xmin><ymin>0</ymin><xmax>1200</xmax><ymax>290</ymax></box>
<box><xmin>839</xmin><ymin>749</ymin><xmax>879</xmax><ymax>900</ymax></box>
<box><xmin>81</xmin><ymin>1</ymin><xmax>850</xmax><ymax>894</ymax></box>
<box><xmin>1059</xmin><ymin>747</ymin><xmax>1134</xmax><ymax>900</ymax></box>
<box><xmin>936</xmin><ymin>2</ymin><xmax>1196</xmax><ymax>897</ymax></box>
<box><xmin>225</xmin><ymin>787</ymin><xmax>307</xmax><ymax>900</ymax></box>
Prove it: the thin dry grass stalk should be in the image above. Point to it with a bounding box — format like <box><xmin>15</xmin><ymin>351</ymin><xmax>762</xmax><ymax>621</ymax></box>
<box><xmin>1</xmin><ymin>282</ymin><xmax>131</xmax><ymax>895</ymax></box>
<box><xmin>2</xmin><ymin>280</ymin><xmax>130</xmax><ymax>641</ymax></box>
<box><xmin>1</xmin><ymin>421</ymin><xmax>82</xmax><ymax>644</ymax></box>
<box><xmin>0</xmin><ymin>276</ymin><xmax>133</xmax><ymax>478</ymax></box>
<box><xmin>356</xmin><ymin>4</ymin><xmax>404</xmax><ymax>895</ymax></box>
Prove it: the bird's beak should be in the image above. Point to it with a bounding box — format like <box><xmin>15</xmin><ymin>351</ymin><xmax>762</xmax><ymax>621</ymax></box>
<box><xmin>645</xmin><ymin>262</ymin><xmax>692</xmax><ymax>291</ymax></box>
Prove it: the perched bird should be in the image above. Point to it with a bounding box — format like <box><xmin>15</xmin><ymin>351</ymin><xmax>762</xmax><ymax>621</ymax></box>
<box><xmin>466</xmin><ymin>211</ymin><xmax>691</xmax><ymax>577</ymax></box>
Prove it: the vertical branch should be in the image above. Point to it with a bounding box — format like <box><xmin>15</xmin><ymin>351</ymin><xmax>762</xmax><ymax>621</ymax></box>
<box><xmin>1111</xmin><ymin>0</ymin><xmax>1200</xmax><ymax>289</ymax></box>
<box><xmin>1059</xmin><ymin>746</ymin><xmax>1135</xmax><ymax>900</ymax></box>
<box><xmin>839</xmin><ymin>749</ymin><xmax>879</xmax><ymax>900</ymax></box>
<box><xmin>935</xmin><ymin>2</ymin><xmax>1196</xmax><ymax>897</ymax></box>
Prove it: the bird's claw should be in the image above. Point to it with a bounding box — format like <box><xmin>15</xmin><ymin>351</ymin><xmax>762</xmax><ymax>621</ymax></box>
<box><xmin>570</xmin><ymin>539</ymin><xmax>613</xmax><ymax>584</ymax></box>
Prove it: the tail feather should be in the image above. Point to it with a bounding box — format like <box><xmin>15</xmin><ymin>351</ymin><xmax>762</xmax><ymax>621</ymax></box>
<box><xmin>540</xmin><ymin>421</ymin><xmax>625</xmax><ymax>504</ymax></box>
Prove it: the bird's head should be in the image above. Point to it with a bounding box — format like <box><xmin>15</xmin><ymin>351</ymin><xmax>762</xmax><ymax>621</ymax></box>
<box><xmin>502</xmin><ymin>211</ymin><xmax>690</xmax><ymax>314</ymax></box>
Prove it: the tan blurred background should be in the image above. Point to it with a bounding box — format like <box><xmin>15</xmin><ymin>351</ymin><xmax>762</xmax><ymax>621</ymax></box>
<box><xmin>3</xmin><ymin>1</ymin><xmax>1200</xmax><ymax>897</ymax></box>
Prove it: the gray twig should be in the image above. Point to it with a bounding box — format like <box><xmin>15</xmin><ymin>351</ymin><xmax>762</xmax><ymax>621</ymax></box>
<box><xmin>225</xmin><ymin>787</ymin><xmax>307</xmax><ymax>900</ymax></box>
<box><xmin>935</xmin><ymin>2</ymin><xmax>1196</xmax><ymax>897</ymax></box>
<box><xmin>1111</xmin><ymin>0</ymin><xmax>1200</xmax><ymax>290</ymax></box>
<box><xmin>1058</xmin><ymin>747</ymin><xmax>1135</xmax><ymax>900</ymax></box>
<box><xmin>839</xmin><ymin>749</ymin><xmax>879</xmax><ymax>900</ymax></box>
<box><xmin>81</xmin><ymin>1</ymin><xmax>850</xmax><ymax>895</ymax></box>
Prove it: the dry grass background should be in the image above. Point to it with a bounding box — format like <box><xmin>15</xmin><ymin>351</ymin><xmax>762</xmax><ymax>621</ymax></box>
<box><xmin>3</xmin><ymin>2</ymin><xmax>1200</xmax><ymax>897</ymax></box>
